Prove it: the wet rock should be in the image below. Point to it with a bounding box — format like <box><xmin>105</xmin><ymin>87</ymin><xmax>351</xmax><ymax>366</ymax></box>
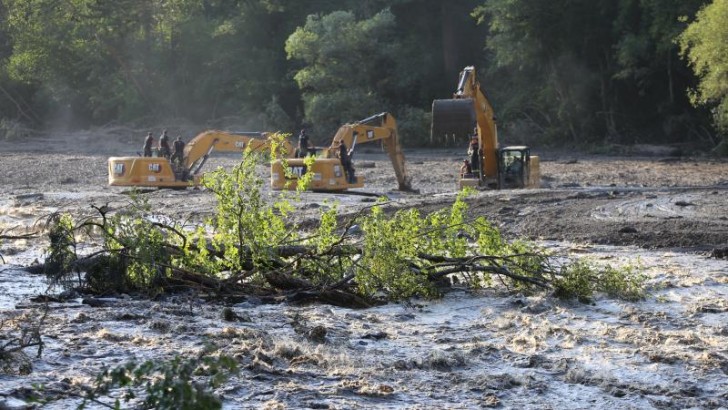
<box><xmin>346</xmin><ymin>224</ymin><xmax>363</xmax><ymax>236</ymax></box>
<box><xmin>674</xmin><ymin>200</ymin><xmax>695</xmax><ymax>207</ymax></box>
<box><xmin>361</xmin><ymin>331</ymin><xmax>388</xmax><ymax>340</ymax></box>
<box><xmin>233</xmin><ymin>296</ymin><xmax>263</xmax><ymax>308</ymax></box>
<box><xmin>150</xmin><ymin>320</ymin><xmax>171</xmax><ymax>333</ymax></box>
<box><xmin>498</xmin><ymin>206</ymin><xmax>517</xmax><ymax>215</ymax></box>
<box><xmin>115</xmin><ymin>312</ymin><xmax>145</xmax><ymax>321</ymax></box>
<box><xmin>257</xmin><ymin>350</ymin><xmax>276</xmax><ymax>365</ymax></box>
<box><xmin>419</xmin><ymin>350</ymin><xmax>465</xmax><ymax>371</ymax></box>
<box><xmin>610</xmin><ymin>388</ymin><xmax>627</xmax><ymax>398</ymax></box>
<box><xmin>82</xmin><ymin>297</ymin><xmax>119</xmax><ymax>307</ymax></box>
<box><xmin>0</xmin><ymin>351</ymin><xmax>33</xmax><ymax>376</ymax></box>
<box><xmin>513</xmin><ymin>354</ymin><xmax>545</xmax><ymax>369</ymax></box>
<box><xmin>482</xmin><ymin>393</ymin><xmax>500</xmax><ymax>408</ymax></box>
<box><xmin>12</xmin><ymin>193</ymin><xmax>43</xmax><ymax>206</ymax></box>
<box><xmin>306</xmin><ymin>402</ymin><xmax>331</xmax><ymax>409</ymax></box>
<box><xmin>678</xmin><ymin>384</ymin><xmax>702</xmax><ymax>398</ymax></box>
<box><xmin>709</xmin><ymin>247</ymin><xmax>728</xmax><ymax>259</ymax></box>
<box><xmin>57</xmin><ymin>289</ymin><xmax>80</xmax><ymax>300</ymax></box>
<box><xmin>696</xmin><ymin>304</ymin><xmax>728</xmax><ymax>314</ymax></box>
<box><xmin>70</xmin><ymin>312</ymin><xmax>91</xmax><ymax>323</ymax></box>
<box><xmin>392</xmin><ymin>359</ymin><xmax>415</xmax><ymax>370</ymax></box>
<box><xmin>0</xmin><ymin>397</ymin><xmax>32</xmax><ymax>410</ymax></box>
<box><xmin>344</xmin><ymin>312</ymin><xmax>364</xmax><ymax>320</ymax></box>
<box><xmin>482</xmin><ymin>374</ymin><xmax>521</xmax><ymax>390</ymax></box>
<box><xmin>467</xmin><ymin>344</ymin><xmax>502</xmax><ymax>360</ymax></box>
<box><xmin>29</xmin><ymin>295</ymin><xmax>62</xmax><ymax>303</ymax></box>
<box><xmin>393</xmin><ymin>313</ymin><xmax>416</xmax><ymax>322</ymax></box>
<box><xmin>221</xmin><ymin>307</ymin><xmax>251</xmax><ymax>322</ymax></box>
<box><xmin>455</xmin><ymin>230</ymin><xmax>474</xmax><ymax>241</ymax></box>
<box><xmin>306</xmin><ymin>325</ymin><xmax>327</xmax><ymax>343</ymax></box>
<box><xmin>619</xmin><ymin>226</ymin><xmax>638</xmax><ymax>234</ymax></box>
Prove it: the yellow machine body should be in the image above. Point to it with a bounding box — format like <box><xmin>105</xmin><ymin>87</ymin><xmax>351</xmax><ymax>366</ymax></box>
<box><xmin>108</xmin><ymin>130</ymin><xmax>293</xmax><ymax>188</ymax></box>
<box><xmin>108</xmin><ymin>156</ymin><xmax>201</xmax><ymax>188</ymax></box>
<box><xmin>432</xmin><ymin>66</ymin><xmax>540</xmax><ymax>189</ymax></box>
<box><xmin>271</xmin><ymin>158</ymin><xmax>365</xmax><ymax>191</ymax></box>
<box><xmin>270</xmin><ymin>112</ymin><xmax>410</xmax><ymax>192</ymax></box>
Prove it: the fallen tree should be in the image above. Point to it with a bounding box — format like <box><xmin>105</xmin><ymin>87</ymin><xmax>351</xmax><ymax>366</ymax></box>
<box><xmin>32</xmin><ymin>152</ymin><xmax>646</xmax><ymax>307</ymax></box>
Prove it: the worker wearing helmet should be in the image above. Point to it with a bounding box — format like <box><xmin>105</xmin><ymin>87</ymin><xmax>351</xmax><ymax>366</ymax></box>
<box><xmin>297</xmin><ymin>129</ymin><xmax>312</xmax><ymax>158</ymax></box>
<box><xmin>337</xmin><ymin>140</ymin><xmax>356</xmax><ymax>183</ymax></box>
<box><xmin>142</xmin><ymin>132</ymin><xmax>154</xmax><ymax>157</ymax></box>
<box><xmin>468</xmin><ymin>135</ymin><xmax>480</xmax><ymax>175</ymax></box>
<box><xmin>159</xmin><ymin>129</ymin><xmax>172</xmax><ymax>159</ymax></box>
<box><xmin>460</xmin><ymin>159</ymin><xmax>473</xmax><ymax>178</ymax></box>
<box><xmin>171</xmin><ymin>136</ymin><xmax>186</xmax><ymax>167</ymax></box>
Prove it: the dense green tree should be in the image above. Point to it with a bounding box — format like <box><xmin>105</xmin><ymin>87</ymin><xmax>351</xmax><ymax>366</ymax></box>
<box><xmin>612</xmin><ymin>0</ymin><xmax>712</xmax><ymax>144</ymax></box>
<box><xmin>679</xmin><ymin>0</ymin><xmax>728</xmax><ymax>153</ymax></box>
<box><xmin>473</xmin><ymin>0</ymin><xmax>617</xmax><ymax>143</ymax></box>
<box><xmin>0</xmin><ymin>0</ymin><xmax>721</xmax><ymax>150</ymax></box>
<box><xmin>1</xmin><ymin>1</ymin><xmax>43</xmax><ymax>132</ymax></box>
<box><xmin>474</xmin><ymin>0</ymin><xmax>711</xmax><ymax>146</ymax></box>
<box><xmin>285</xmin><ymin>2</ymin><xmax>485</xmax><ymax>143</ymax></box>
<box><xmin>2</xmin><ymin>0</ymin><xmax>305</xmax><ymax>127</ymax></box>
<box><xmin>285</xmin><ymin>9</ymin><xmax>399</xmax><ymax>137</ymax></box>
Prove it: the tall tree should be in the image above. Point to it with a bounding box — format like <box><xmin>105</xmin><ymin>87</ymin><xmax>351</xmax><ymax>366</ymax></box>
<box><xmin>474</xmin><ymin>0</ymin><xmax>710</xmax><ymax>145</ymax></box>
<box><xmin>612</xmin><ymin>0</ymin><xmax>710</xmax><ymax>143</ymax></box>
<box><xmin>679</xmin><ymin>0</ymin><xmax>728</xmax><ymax>153</ymax></box>
<box><xmin>285</xmin><ymin>9</ymin><xmax>399</xmax><ymax>137</ymax></box>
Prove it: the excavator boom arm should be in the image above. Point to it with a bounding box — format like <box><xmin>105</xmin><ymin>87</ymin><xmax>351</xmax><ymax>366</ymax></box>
<box><xmin>432</xmin><ymin>66</ymin><xmax>499</xmax><ymax>180</ymax></box>
<box><xmin>183</xmin><ymin>130</ymin><xmax>293</xmax><ymax>175</ymax></box>
<box><xmin>329</xmin><ymin>112</ymin><xmax>411</xmax><ymax>191</ymax></box>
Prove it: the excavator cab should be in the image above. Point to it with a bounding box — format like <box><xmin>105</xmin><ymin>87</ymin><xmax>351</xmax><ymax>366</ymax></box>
<box><xmin>499</xmin><ymin>147</ymin><xmax>528</xmax><ymax>189</ymax></box>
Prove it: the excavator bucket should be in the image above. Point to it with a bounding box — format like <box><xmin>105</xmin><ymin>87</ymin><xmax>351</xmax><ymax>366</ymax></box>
<box><xmin>431</xmin><ymin>98</ymin><xmax>476</xmax><ymax>141</ymax></box>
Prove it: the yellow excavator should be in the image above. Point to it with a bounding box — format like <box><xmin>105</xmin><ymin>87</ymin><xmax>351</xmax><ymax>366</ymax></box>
<box><xmin>270</xmin><ymin>112</ymin><xmax>411</xmax><ymax>192</ymax></box>
<box><xmin>108</xmin><ymin>130</ymin><xmax>294</xmax><ymax>188</ymax></box>
<box><xmin>431</xmin><ymin>66</ymin><xmax>540</xmax><ymax>189</ymax></box>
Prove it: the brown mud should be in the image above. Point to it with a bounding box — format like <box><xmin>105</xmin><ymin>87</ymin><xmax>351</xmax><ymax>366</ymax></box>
<box><xmin>2</xmin><ymin>132</ymin><xmax>728</xmax><ymax>253</ymax></box>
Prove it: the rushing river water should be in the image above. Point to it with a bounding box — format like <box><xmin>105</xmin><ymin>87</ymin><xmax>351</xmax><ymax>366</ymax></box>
<box><xmin>1</xmin><ymin>243</ymin><xmax>727</xmax><ymax>409</ymax></box>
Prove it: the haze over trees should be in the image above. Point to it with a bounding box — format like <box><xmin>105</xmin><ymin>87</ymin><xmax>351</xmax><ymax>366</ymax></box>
<box><xmin>0</xmin><ymin>0</ymin><xmax>725</xmax><ymax>151</ymax></box>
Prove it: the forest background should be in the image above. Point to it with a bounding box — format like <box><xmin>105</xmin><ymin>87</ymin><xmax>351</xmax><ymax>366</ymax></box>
<box><xmin>1</xmin><ymin>0</ymin><xmax>727</xmax><ymax>152</ymax></box>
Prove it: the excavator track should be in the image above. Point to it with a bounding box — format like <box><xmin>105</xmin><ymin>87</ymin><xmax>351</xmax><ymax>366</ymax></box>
<box><xmin>431</xmin><ymin>98</ymin><xmax>476</xmax><ymax>141</ymax></box>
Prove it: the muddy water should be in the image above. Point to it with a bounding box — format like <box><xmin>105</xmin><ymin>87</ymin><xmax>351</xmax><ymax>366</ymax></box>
<box><xmin>0</xmin><ymin>266</ymin><xmax>50</xmax><ymax>309</ymax></box>
<box><xmin>1</xmin><ymin>146</ymin><xmax>728</xmax><ymax>407</ymax></box>
<box><xmin>1</xmin><ymin>243</ymin><xmax>726</xmax><ymax>409</ymax></box>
